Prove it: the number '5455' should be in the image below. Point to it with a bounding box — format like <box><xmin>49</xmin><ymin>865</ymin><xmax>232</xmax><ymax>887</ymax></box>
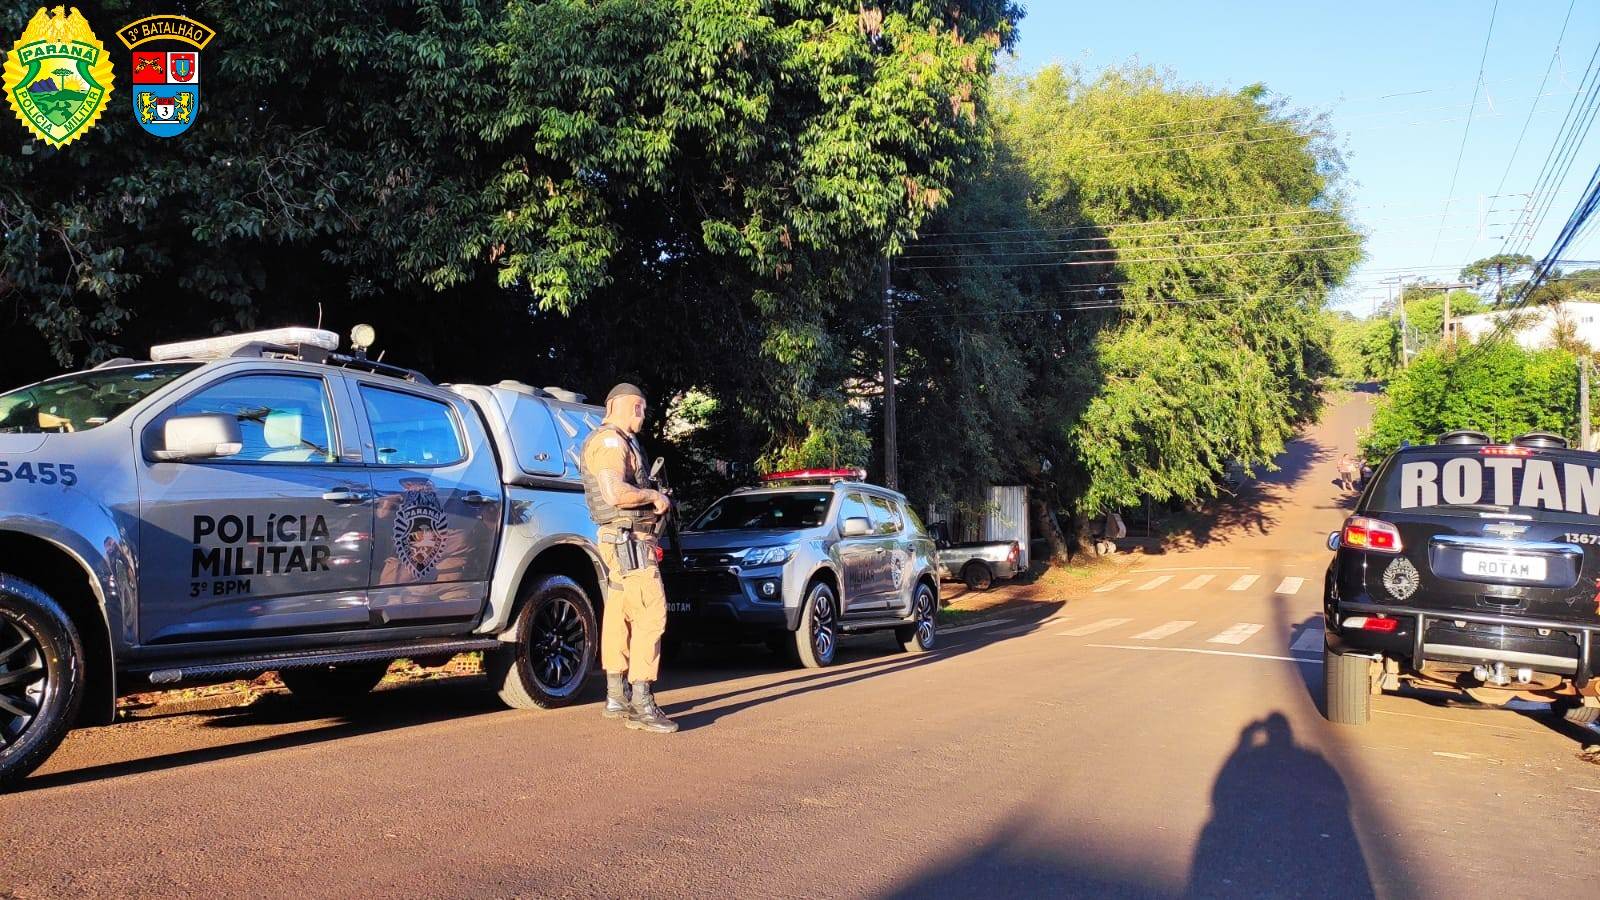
<box><xmin>0</xmin><ymin>461</ymin><xmax>78</xmax><ymax>486</ymax></box>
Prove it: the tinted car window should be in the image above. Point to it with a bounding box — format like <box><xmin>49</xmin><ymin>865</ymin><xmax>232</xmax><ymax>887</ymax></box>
<box><xmin>361</xmin><ymin>387</ymin><xmax>464</xmax><ymax>466</ymax></box>
<box><xmin>867</xmin><ymin>495</ymin><xmax>902</xmax><ymax>535</ymax></box>
<box><xmin>690</xmin><ymin>491</ymin><xmax>833</xmax><ymax>531</ymax></box>
<box><xmin>902</xmin><ymin>502</ymin><xmax>929</xmax><ymax>536</ymax></box>
<box><xmin>169</xmin><ymin>374</ymin><xmax>335</xmax><ymax>463</ymax></box>
<box><xmin>1369</xmin><ymin>447</ymin><xmax>1600</xmax><ymax>520</ymax></box>
<box><xmin>0</xmin><ymin>363</ymin><xmax>199</xmax><ymax>434</ymax></box>
<box><xmin>838</xmin><ymin>492</ymin><xmax>872</xmax><ymax>528</ymax></box>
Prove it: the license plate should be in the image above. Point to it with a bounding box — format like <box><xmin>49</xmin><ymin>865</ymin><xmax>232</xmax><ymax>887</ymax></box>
<box><xmin>666</xmin><ymin>602</ymin><xmax>692</xmax><ymax>613</ymax></box>
<box><xmin>1460</xmin><ymin>551</ymin><xmax>1547</xmax><ymax>581</ymax></box>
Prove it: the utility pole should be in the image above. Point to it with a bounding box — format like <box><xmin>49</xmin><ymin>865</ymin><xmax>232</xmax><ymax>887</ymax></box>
<box><xmin>1442</xmin><ymin>292</ymin><xmax>1452</xmax><ymax>345</ymax></box>
<box><xmin>1391</xmin><ymin>279</ymin><xmax>1411</xmax><ymax>368</ymax></box>
<box><xmin>880</xmin><ymin>252</ymin><xmax>898</xmax><ymax>490</ymax></box>
<box><xmin>1582</xmin><ymin>357</ymin><xmax>1592</xmax><ymax>451</ymax></box>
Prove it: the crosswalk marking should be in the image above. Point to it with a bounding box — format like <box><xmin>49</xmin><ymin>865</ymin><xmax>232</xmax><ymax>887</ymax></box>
<box><xmin>1135</xmin><ymin>575</ymin><xmax>1174</xmax><ymax>592</ymax></box>
<box><xmin>1093</xmin><ymin>580</ymin><xmax>1130</xmax><ymax>594</ymax></box>
<box><xmin>1059</xmin><ymin>617</ymin><xmax>1132</xmax><ymax>637</ymax></box>
<box><xmin>1274</xmin><ymin>577</ymin><xmax>1305</xmax><ymax>595</ymax></box>
<box><xmin>943</xmin><ymin>618</ymin><xmax>1015</xmax><ymax>634</ymax></box>
<box><xmin>1290</xmin><ymin>627</ymin><xmax>1324</xmax><ymax>653</ymax></box>
<box><xmin>1226</xmin><ymin>575</ymin><xmax>1259</xmax><ymax>592</ymax></box>
<box><xmin>1180</xmin><ymin>574</ymin><xmax>1216</xmax><ymax>591</ymax></box>
<box><xmin>1132</xmin><ymin>620</ymin><xmax>1196</xmax><ymax>640</ymax></box>
<box><xmin>1208</xmin><ymin>623</ymin><xmax>1264</xmax><ymax>644</ymax></box>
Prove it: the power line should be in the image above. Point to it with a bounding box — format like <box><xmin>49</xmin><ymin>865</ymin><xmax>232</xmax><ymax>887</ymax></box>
<box><xmin>895</xmin><ymin>241</ymin><xmax>1364</xmax><ymax>271</ymax></box>
<box><xmin>1428</xmin><ymin>0</ymin><xmax>1499</xmax><ymax>264</ymax></box>
<box><xmin>1500</xmin><ymin>35</ymin><xmax>1600</xmax><ymax>257</ymax></box>
<box><xmin>913</xmin><ymin>193</ymin><xmax>1527</xmax><ymax>238</ymax></box>
<box><xmin>1488</xmin><ymin>0</ymin><xmax>1577</xmax><ymax>202</ymax></box>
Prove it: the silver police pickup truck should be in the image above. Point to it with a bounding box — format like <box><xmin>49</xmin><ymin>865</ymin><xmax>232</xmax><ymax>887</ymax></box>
<box><xmin>665</xmin><ymin>469</ymin><xmax>940</xmax><ymax>668</ymax></box>
<box><xmin>0</xmin><ymin>327</ymin><xmax>610</xmax><ymax>788</ymax></box>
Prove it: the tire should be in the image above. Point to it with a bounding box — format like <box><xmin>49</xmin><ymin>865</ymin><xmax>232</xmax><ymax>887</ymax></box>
<box><xmin>793</xmin><ymin>580</ymin><xmax>839</xmax><ymax>669</ymax></box>
<box><xmin>962</xmin><ymin>562</ymin><xmax>995</xmax><ymax>592</ymax></box>
<box><xmin>1324</xmin><ymin>644</ymin><xmax>1373</xmax><ymax>725</ymax></box>
<box><xmin>486</xmin><ymin>574</ymin><xmax>598</xmax><ymax>710</ymax></box>
<box><xmin>0</xmin><ymin>575</ymin><xmax>85</xmax><ymax>791</ymax></box>
<box><xmin>895</xmin><ymin>581</ymin><xmax>938</xmax><ymax>653</ymax></box>
<box><xmin>1555</xmin><ymin>701</ymin><xmax>1600</xmax><ymax>726</ymax></box>
<box><xmin>279</xmin><ymin>662</ymin><xmax>390</xmax><ymax>702</ymax></box>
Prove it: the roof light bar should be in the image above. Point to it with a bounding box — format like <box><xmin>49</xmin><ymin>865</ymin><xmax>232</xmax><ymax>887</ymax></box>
<box><xmin>151</xmin><ymin>327</ymin><xmax>340</xmax><ymax>362</ymax></box>
<box><xmin>760</xmin><ymin>467</ymin><xmax>867</xmax><ymax>485</ymax></box>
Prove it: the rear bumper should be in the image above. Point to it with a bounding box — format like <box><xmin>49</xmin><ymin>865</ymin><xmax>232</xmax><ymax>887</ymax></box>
<box><xmin>661</xmin><ymin>567</ymin><xmax>802</xmax><ymax>637</ymax></box>
<box><xmin>1327</xmin><ymin>597</ymin><xmax>1600</xmax><ymax>685</ymax></box>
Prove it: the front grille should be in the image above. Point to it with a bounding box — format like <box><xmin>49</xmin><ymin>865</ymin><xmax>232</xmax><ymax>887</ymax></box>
<box><xmin>682</xmin><ymin>552</ymin><xmax>740</xmax><ymax>568</ymax></box>
<box><xmin>664</xmin><ymin>570</ymin><xmax>742</xmax><ymax>597</ymax></box>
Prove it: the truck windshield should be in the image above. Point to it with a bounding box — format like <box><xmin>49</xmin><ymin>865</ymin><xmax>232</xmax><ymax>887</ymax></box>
<box><xmin>0</xmin><ymin>363</ymin><xmax>200</xmax><ymax>434</ymax></box>
<box><xmin>691</xmin><ymin>491</ymin><xmax>834</xmax><ymax>531</ymax></box>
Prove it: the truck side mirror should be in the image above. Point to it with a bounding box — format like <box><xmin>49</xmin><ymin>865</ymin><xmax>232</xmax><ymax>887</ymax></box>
<box><xmin>151</xmin><ymin>414</ymin><xmax>244</xmax><ymax>462</ymax></box>
<box><xmin>841</xmin><ymin>516</ymin><xmax>871</xmax><ymax>537</ymax></box>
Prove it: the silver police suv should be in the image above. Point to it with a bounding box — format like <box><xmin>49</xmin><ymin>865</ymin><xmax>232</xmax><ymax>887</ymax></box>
<box><xmin>0</xmin><ymin>327</ymin><xmax>614</xmax><ymax>788</ymax></box>
<box><xmin>665</xmin><ymin>469</ymin><xmax>940</xmax><ymax>667</ymax></box>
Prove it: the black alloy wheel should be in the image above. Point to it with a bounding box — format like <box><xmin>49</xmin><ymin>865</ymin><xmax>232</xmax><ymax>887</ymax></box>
<box><xmin>896</xmin><ymin>583</ymin><xmax>937</xmax><ymax>653</ymax></box>
<box><xmin>529</xmin><ymin>594</ymin><xmax>589</xmax><ymax>694</ymax></box>
<box><xmin>0</xmin><ymin>575</ymin><xmax>84</xmax><ymax>790</ymax></box>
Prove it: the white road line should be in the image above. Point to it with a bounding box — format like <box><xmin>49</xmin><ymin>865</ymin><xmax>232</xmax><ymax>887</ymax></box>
<box><xmin>1087</xmin><ymin>644</ymin><xmax>1323</xmax><ymax>664</ymax></box>
<box><xmin>1131</xmin><ymin>620</ymin><xmax>1196</xmax><ymax>640</ymax></box>
<box><xmin>1179</xmin><ymin>574</ymin><xmax>1216</xmax><ymax>591</ymax></box>
<box><xmin>993</xmin><ymin>623</ymin><xmax>1042</xmax><ymax>637</ymax></box>
<box><xmin>1092</xmin><ymin>580</ymin><xmax>1130</xmax><ymax>594</ymax></box>
<box><xmin>1135</xmin><ymin>575</ymin><xmax>1174</xmax><ymax>592</ymax></box>
<box><xmin>942</xmin><ymin>618</ymin><xmax>1014</xmax><ymax>634</ymax></box>
<box><xmin>1226</xmin><ymin>574</ymin><xmax>1259</xmax><ymax>592</ymax></box>
<box><xmin>1126</xmin><ymin>566</ymin><xmax>1249</xmax><ymax>573</ymax></box>
<box><xmin>1059</xmin><ymin>617</ymin><xmax>1133</xmax><ymax>637</ymax></box>
<box><xmin>1207</xmin><ymin>623</ymin><xmax>1264</xmax><ymax>645</ymax></box>
<box><xmin>1274</xmin><ymin>577</ymin><xmax>1305</xmax><ymax>595</ymax></box>
<box><xmin>1290</xmin><ymin>628</ymin><xmax>1324</xmax><ymax>653</ymax></box>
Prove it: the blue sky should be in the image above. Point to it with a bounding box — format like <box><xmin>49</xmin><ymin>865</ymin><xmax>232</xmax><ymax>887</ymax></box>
<box><xmin>1011</xmin><ymin>0</ymin><xmax>1600</xmax><ymax>314</ymax></box>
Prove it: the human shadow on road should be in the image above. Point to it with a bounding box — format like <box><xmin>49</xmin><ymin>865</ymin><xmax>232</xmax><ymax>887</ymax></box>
<box><xmin>1187</xmin><ymin>712</ymin><xmax>1374</xmax><ymax>899</ymax></box>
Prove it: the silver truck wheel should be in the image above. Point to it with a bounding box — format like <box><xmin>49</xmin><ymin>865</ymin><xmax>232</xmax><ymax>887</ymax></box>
<box><xmin>962</xmin><ymin>562</ymin><xmax>994</xmax><ymax>592</ymax></box>
<box><xmin>487</xmin><ymin>575</ymin><xmax>597</xmax><ymax>710</ymax></box>
<box><xmin>794</xmin><ymin>582</ymin><xmax>838</xmax><ymax>669</ymax></box>
<box><xmin>0</xmin><ymin>575</ymin><xmax>85</xmax><ymax>791</ymax></box>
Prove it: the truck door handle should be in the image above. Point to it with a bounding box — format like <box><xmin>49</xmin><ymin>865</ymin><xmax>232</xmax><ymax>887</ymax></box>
<box><xmin>462</xmin><ymin>491</ymin><xmax>497</xmax><ymax>506</ymax></box>
<box><xmin>322</xmin><ymin>488</ymin><xmax>370</xmax><ymax>504</ymax></box>
<box><xmin>875</xmin><ymin>548</ymin><xmax>887</xmax><ymax>554</ymax></box>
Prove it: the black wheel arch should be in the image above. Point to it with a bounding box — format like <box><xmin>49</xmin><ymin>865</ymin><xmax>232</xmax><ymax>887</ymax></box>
<box><xmin>0</xmin><ymin>531</ymin><xmax>114</xmax><ymax>726</ymax></box>
<box><xmin>510</xmin><ymin>542</ymin><xmax>604</xmax><ymax>628</ymax></box>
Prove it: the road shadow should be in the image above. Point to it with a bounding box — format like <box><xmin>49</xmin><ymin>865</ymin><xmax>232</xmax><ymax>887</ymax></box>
<box><xmin>1187</xmin><ymin>713</ymin><xmax>1374</xmax><ymax>899</ymax></box>
<box><xmin>662</xmin><ymin>600</ymin><xmax>1066</xmax><ymax>730</ymax></box>
<box><xmin>17</xmin><ymin>678</ymin><xmax>507</xmax><ymax>794</ymax></box>
<box><xmin>879</xmin><ymin>714</ymin><xmax>1374</xmax><ymax>899</ymax></box>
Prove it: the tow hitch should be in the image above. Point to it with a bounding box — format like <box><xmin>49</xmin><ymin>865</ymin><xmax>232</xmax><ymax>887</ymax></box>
<box><xmin>1473</xmin><ymin>662</ymin><xmax>1535</xmax><ymax>686</ymax></box>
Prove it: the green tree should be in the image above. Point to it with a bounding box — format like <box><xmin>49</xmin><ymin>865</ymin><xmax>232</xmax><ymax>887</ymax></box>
<box><xmin>1460</xmin><ymin>253</ymin><xmax>1534</xmax><ymax>302</ymax></box>
<box><xmin>1362</xmin><ymin>342</ymin><xmax>1585</xmax><ymax>457</ymax></box>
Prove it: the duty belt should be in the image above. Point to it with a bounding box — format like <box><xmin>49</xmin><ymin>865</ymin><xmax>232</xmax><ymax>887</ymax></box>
<box><xmin>603</xmin><ymin>527</ymin><xmax>658</xmax><ymax>577</ymax></box>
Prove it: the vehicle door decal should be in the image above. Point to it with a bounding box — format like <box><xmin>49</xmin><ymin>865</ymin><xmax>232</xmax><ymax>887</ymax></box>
<box><xmin>393</xmin><ymin>478</ymin><xmax>449</xmax><ymax>578</ymax></box>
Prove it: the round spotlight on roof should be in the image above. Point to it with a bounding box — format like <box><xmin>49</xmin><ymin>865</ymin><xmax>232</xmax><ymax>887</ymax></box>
<box><xmin>350</xmin><ymin>324</ymin><xmax>377</xmax><ymax>353</ymax></box>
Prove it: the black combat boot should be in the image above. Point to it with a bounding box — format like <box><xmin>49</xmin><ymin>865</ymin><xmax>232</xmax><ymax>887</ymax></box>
<box><xmin>602</xmin><ymin>672</ymin><xmax>630</xmax><ymax>720</ymax></box>
<box><xmin>626</xmin><ymin>681</ymin><xmax>679</xmax><ymax>733</ymax></box>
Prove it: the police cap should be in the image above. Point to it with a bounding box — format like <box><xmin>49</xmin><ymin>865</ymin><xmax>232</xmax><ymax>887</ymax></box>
<box><xmin>606</xmin><ymin>382</ymin><xmax>646</xmax><ymax>405</ymax></box>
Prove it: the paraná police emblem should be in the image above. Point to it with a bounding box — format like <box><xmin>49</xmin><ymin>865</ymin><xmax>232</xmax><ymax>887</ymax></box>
<box><xmin>2</xmin><ymin>6</ymin><xmax>115</xmax><ymax>148</ymax></box>
<box><xmin>116</xmin><ymin>13</ymin><xmax>213</xmax><ymax>138</ymax></box>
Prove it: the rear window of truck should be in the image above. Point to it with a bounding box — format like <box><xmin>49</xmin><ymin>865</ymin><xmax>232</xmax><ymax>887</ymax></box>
<box><xmin>1368</xmin><ymin>447</ymin><xmax>1600</xmax><ymax>520</ymax></box>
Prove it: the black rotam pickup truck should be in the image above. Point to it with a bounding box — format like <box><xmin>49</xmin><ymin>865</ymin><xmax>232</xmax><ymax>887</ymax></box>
<box><xmin>1323</xmin><ymin>430</ymin><xmax>1600</xmax><ymax>726</ymax></box>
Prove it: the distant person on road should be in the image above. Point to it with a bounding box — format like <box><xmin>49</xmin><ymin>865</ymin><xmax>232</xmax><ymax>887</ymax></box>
<box><xmin>1336</xmin><ymin>454</ymin><xmax>1358</xmax><ymax>492</ymax></box>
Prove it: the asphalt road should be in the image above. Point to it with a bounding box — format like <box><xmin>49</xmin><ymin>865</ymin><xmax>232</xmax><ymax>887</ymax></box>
<box><xmin>5</xmin><ymin>389</ymin><xmax>1599</xmax><ymax>898</ymax></box>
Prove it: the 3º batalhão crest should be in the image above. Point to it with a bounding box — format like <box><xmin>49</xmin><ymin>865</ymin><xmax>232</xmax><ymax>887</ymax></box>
<box><xmin>117</xmin><ymin>13</ymin><xmax>214</xmax><ymax>138</ymax></box>
<box><xmin>3</xmin><ymin>6</ymin><xmax>115</xmax><ymax>148</ymax></box>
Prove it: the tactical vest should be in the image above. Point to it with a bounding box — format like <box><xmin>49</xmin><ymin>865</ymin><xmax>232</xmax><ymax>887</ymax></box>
<box><xmin>579</xmin><ymin>424</ymin><xmax>657</xmax><ymax>529</ymax></box>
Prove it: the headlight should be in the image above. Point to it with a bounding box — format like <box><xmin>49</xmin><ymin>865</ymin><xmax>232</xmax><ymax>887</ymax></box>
<box><xmin>742</xmin><ymin>546</ymin><xmax>794</xmax><ymax>567</ymax></box>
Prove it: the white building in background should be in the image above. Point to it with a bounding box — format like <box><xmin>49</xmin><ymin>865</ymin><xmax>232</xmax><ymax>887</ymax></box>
<box><xmin>1454</xmin><ymin>300</ymin><xmax>1600</xmax><ymax>351</ymax></box>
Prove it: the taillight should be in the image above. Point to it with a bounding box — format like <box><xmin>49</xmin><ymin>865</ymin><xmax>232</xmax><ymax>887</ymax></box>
<box><xmin>1342</xmin><ymin>615</ymin><xmax>1400</xmax><ymax>633</ymax></box>
<box><xmin>1341</xmin><ymin>516</ymin><xmax>1403</xmax><ymax>553</ymax></box>
<box><xmin>1480</xmin><ymin>445</ymin><xmax>1532</xmax><ymax>457</ymax></box>
<box><xmin>1008</xmin><ymin>542</ymin><xmax>1019</xmax><ymax>563</ymax></box>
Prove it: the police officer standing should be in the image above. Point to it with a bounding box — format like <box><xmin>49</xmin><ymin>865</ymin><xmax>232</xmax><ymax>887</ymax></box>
<box><xmin>579</xmin><ymin>383</ymin><xmax>678</xmax><ymax>734</ymax></box>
